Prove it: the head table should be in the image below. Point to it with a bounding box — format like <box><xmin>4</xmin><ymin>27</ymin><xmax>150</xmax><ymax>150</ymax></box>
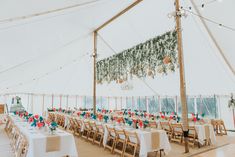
<box><xmin>10</xmin><ymin>115</ymin><xmax>78</xmax><ymax>157</ymax></box>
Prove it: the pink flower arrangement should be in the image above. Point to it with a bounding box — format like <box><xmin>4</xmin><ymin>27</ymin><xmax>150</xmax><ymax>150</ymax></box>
<box><xmin>34</xmin><ymin>114</ymin><xmax>39</xmax><ymax>119</ymax></box>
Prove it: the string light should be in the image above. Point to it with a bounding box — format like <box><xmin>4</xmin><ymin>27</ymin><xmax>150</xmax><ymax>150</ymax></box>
<box><xmin>2</xmin><ymin>52</ymin><xmax>89</xmax><ymax>91</ymax></box>
<box><xmin>182</xmin><ymin>8</ymin><xmax>235</xmax><ymax>32</ymax></box>
<box><xmin>0</xmin><ymin>0</ymin><xmax>104</xmax><ymax>24</ymax></box>
<box><xmin>190</xmin><ymin>0</ymin><xmax>220</xmax><ymax>10</ymax></box>
<box><xmin>181</xmin><ymin>0</ymin><xmax>234</xmax><ymax>32</ymax></box>
<box><xmin>201</xmin><ymin>4</ymin><xmax>205</xmax><ymax>11</ymax></box>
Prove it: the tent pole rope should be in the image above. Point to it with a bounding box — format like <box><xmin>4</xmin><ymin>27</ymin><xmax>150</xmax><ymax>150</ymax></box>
<box><xmin>175</xmin><ymin>0</ymin><xmax>189</xmax><ymax>153</ymax></box>
<box><xmin>190</xmin><ymin>0</ymin><xmax>235</xmax><ymax>76</ymax></box>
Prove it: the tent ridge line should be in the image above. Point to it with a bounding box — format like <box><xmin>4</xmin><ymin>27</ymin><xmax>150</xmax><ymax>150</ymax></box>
<box><xmin>94</xmin><ymin>0</ymin><xmax>143</xmax><ymax>33</ymax></box>
<box><xmin>190</xmin><ymin>0</ymin><xmax>235</xmax><ymax>76</ymax></box>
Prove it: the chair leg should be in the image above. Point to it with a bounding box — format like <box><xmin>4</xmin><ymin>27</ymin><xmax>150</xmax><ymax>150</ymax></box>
<box><xmin>99</xmin><ymin>136</ymin><xmax>103</xmax><ymax>146</ymax></box>
<box><xmin>133</xmin><ymin>145</ymin><xmax>137</xmax><ymax>157</ymax></box>
<box><xmin>111</xmin><ymin>139</ymin><xmax>116</xmax><ymax>154</ymax></box>
<box><xmin>93</xmin><ymin>132</ymin><xmax>96</xmax><ymax>144</ymax></box>
<box><xmin>121</xmin><ymin>142</ymin><xmax>126</xmax><ymax>157</ymax></box>
<box><xmin>154</xmin><ymin>151</ymin><xmax>158</xmax><ymax>157</ymax></box>
<box><xmin>122</xmin><ymin>143</ymin><xmax>126</xmax><ymax>157</ymax></box>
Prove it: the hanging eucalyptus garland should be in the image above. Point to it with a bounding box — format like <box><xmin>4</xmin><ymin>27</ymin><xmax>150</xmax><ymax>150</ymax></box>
<box><xmin>96</xmin><ymin>30</ymin><xmax>178</xmax><ymax>84</ymax></box>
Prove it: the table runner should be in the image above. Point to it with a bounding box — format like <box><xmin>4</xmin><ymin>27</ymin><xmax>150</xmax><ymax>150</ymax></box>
<box><xmin>46</xmin><ymin>135</ymin><xmax>61</xmax><ymax>152</ymax></box>
<box><xmin>194</xmin><ymin>124</ymin><xmax>216</xmax><ymax>145</ymax></box>
<box><xmin>10</xmin><ymin>115</ymin><xmax>78</xmax><ymax>157</ymax></box>
<box><xmin>151</xmin><ymin>131</ymin><xmax>160</xmax><ymax>149</ymax></box>
<box><xmin>204</xmin><ymin>125</ymin><xmax>210</xmax><ymax>141</ymax></box>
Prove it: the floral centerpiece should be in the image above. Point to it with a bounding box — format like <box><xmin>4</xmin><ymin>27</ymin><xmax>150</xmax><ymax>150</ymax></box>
<box><xmin>29</xmin><ymin>114</ymin><xmax>45</xmax><ymax>129</ymax></box>
<box><xmin>98</xmin><ymin>114</ymin><xmax>103</xmax><ymax>121</ymax></box>
<box><xmin>127</xmin><ymin>119</ymin><xmax>133</xmax><ymax>127</ymax></box>
<box><xmin>103</xmin><ymin>115</ymin><xmax>109</xmax><ymax>123</ymax></box>
<box><xmin>48</xmin><ymin>121</ymin><xmax>58</xmax><ymax>134</ymax></box>
<box><xmin>138</xmin><ymin>120</ymin><xmax>143</xmax><ymax>129</ymax></box>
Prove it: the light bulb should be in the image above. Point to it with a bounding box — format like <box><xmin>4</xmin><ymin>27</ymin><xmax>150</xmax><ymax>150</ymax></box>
<box><xmin>218</xmin><ymin>24</ymin><xmax>223</xmax><ymax>28</ymax></box>
<box><xmin>201</xmin><ymin>4</ymin><xmax>205</xmax><ymax>11</ymax></box>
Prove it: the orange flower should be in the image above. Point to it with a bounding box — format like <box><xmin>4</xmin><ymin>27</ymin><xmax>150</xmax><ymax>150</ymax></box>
<box><xmin>163</xmin><ymin>56</ymin><xmax>171</xmax><ymax>64</ymax></box>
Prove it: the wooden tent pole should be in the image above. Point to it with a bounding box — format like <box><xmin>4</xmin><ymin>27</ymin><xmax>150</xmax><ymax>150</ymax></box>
<box><xmin>175</xmin><ymin>0</ymin><xmax>189</xmax><ymax>153</ymax></box>
<box><xmin>92</xmin><ymin>0</ymin><xmax>143</xmax><ymax>115</ymax></box>
<box><xmin>42</xmin><ymin>94</ymin><xmax>45</xmax><ymax>115</ymax></box>
<box><xmin>93</xmin><ymin>31</ymin><xmax>97</xmax><ymax>115</ymax></box>
<box><xmin>59</xmin><ymin>95</ymin><xmax>62</xmax><ymax>108</ymax></box>
<box><xmin>95</xmin><ymin>0</ymin><xmax>143</xmax><ymax>32</ymax></box>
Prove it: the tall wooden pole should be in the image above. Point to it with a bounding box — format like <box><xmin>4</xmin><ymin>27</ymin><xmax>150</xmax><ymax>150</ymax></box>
<box><xmin>93</xmin><ymin>31</ymin><xmax>97</xmax><ymax>115</ymax></box>
<box><xmin>92</xmin><ymin>0</ymin><xmax>143</xmax><ymax>115</ymax></box>
<box><xmin>175</xmin><ymin>0</ymin><xmax>189</xmax><ymax>153</ymax></box>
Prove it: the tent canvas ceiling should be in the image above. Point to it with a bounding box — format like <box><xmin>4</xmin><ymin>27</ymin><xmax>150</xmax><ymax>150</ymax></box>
<box><xmin>0</xmin><ymin>0</ymin><xmax>234</xmax><ymax>97</ymax></box>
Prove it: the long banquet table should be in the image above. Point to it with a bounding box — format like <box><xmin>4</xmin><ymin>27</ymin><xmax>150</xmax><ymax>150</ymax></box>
<box><xmin>102</xmin><ymin>124</ymin><xmax>171</xmax><ymax>157</ymax></box>
<box><xmin>11</xmin><ymin>115</ymin><xmax>78</xmax><ymax>157</ymax></box>
<box><xmin>54</xmin><ymin>113</ymin><xmax>171</xmax><ymax>157</ymax></box>
<box><xmin>194</xmin><ymin>124</ymin><xmax>216</xmax><ymax>145</ymax></box>
<box><xmin>51</xmin><ymin>112</ymin><xmax>217</xmax><ymax>157</ymax></box>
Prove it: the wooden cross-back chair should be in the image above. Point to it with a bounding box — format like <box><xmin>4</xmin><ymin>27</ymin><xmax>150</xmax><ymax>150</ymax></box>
<box><xmin>211</xmin><ymin>119</ymin><xmax>227</xmax><ymax>136</ymax></box>
<box><xmin>48</xmin><ymin>113</ymin><xmax>55</xmax><ymax>122</ymax></box>
<box><xmin>171</xmin><ymin>123</ymin><xmax>184</xmax><ymax>144</ymax></box>
<box><xmin>188</xmin><ymin>126</ymin><xmax>199</xmax><ymax>147</ymax></box>
<box><xmin>68</xmin><ymin>117</ymin><xmax>75</xmax><ymax>132</ymax></box>
<box><xmin>94</xmin><ymin>123</ymin><xmax>104</xmax><ymax>146</ymax></box>
<box><xmin>104</xmin><ymin>126</ymin><xmax>116</xmax><ymax>153</ymax></box>
<box><xmin>160</xmin><ymin>121</ymin><xmax>172</xmax><ymax>140</ymax></box>
<box><xmin>59</xmin><ymin>115</ymin><xmax>65</xmax><ymax>127</ymax></box>
<box><xmin>123</xmin><ymin>130</ymin><xmax>140</xmax><ymax>157</ymax></box>
<box><xmin>73</xmin><ymin>118</ymin><xmax>82</xmax><ymax>136</ymax></box>
<box><xmin>82</xmin><ymin>121</ymin><xmax>92</xmax><ymax>140</ymax></box>
<box><xmin>3</xmin><ymin>120</ymin><xmax>29</xmax><ymax>157</ymax></box>
<box><xmin>88</xmin><ymin>121</ymin><xmax>96</xmax><ymax>143</ymax></box>
<box><xmin>113</xmin><ymin>129</ymin><xmax>126</xmax><ymax>156</ymax></box>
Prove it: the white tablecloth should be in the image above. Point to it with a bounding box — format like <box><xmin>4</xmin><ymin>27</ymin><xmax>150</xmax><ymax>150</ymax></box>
<box><xmin>103</xmin><ymin>124</ymin><xmax>171</xmax><ymax>157</ymax></box>
<box><xmin>194</xmin><ymin>124</ymin><xmax>216</xmax><ymax>145</ymax></box>
<box><xmin>53</xmin><ymin>112</ymin><xmax>171</xmax><ymax>157</ymax></box>
<box><xmin>11</xmin><ymin>116</ymin><xmax>78</xmax><ymax>157</ymax></box>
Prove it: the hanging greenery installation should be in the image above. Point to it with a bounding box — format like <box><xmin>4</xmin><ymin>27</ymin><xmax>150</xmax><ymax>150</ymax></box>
<box><xmin>96</xmin><ymin>30</ymin><xmax>178</xmax><ymax>84</ymax></box>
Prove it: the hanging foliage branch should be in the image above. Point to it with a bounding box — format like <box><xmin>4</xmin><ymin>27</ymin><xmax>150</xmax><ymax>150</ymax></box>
<box><xmin>96</xmin><ymin>30</ymin><xmax>178</xmax><ymax>84</ymax></box>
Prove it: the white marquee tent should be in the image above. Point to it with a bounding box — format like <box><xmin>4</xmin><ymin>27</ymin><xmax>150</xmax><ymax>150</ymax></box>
<box><xmin>0</xmin><ymin>0</ymin><xmax>234</xmax><ymax>128</ymax></box>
